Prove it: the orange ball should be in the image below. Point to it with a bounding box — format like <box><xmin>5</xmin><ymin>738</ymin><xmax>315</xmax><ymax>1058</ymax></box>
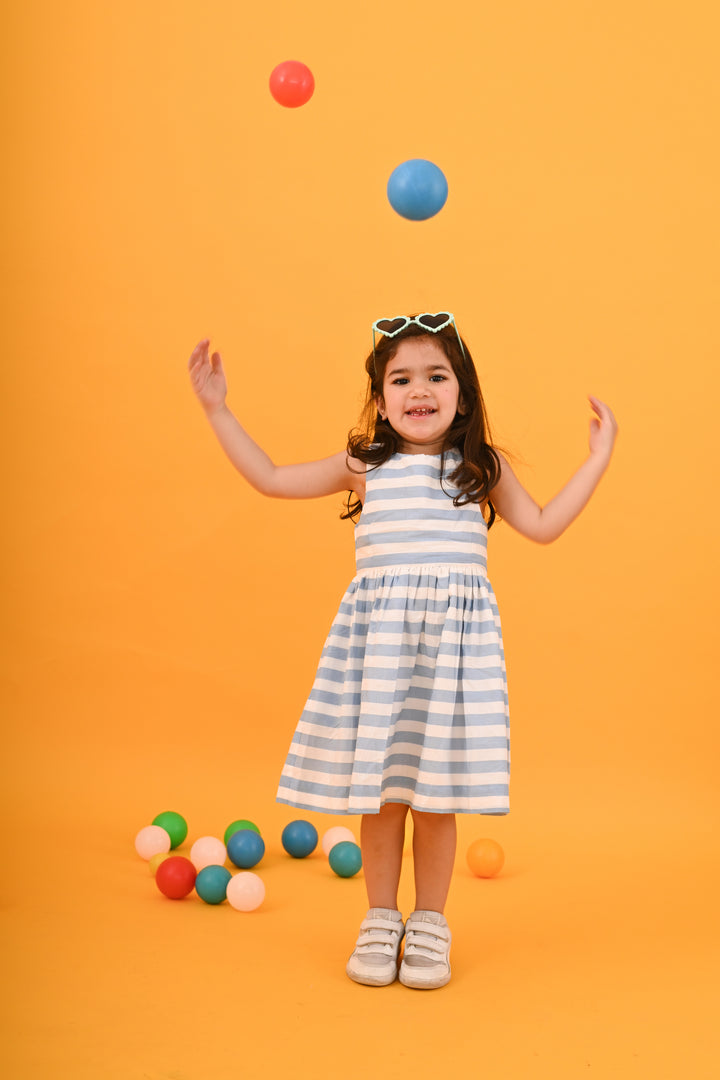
<box><xmin>466</xmin><ymin>838</ymin><xmax>505</xmax><ymax>878</ymax></box>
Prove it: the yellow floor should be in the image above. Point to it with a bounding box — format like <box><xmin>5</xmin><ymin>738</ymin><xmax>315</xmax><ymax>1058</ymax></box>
<box><xmin>3</xmin><ymin>652</ymin><xmax>717</xmax><ymax>1078</ymax></box>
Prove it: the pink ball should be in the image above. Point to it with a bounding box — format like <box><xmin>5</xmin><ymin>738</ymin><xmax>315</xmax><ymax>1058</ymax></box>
<box><xmin>226</xmin><ymin>872</ymin><xmax>265</xmax><ymax>912</ymax></box>
<box><xmin>190</xmin><ymin>836</ymin><xmax>227</xmax><ymax>871</ymax></box>
<box><xmin>135</xmin><ymin>825</ymin><xmax>171</xmax><ymax>860</ymax></box>
<box><xmin>321</xmin><ymin>826</ymin><xmax>356</xmax><ymax>856</ymax></box>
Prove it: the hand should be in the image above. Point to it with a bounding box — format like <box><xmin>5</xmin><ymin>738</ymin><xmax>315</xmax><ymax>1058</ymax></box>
<box><xmin>588</xmin><ymin>395</ymin><xmax>618</xmax><ymax>462</ymax></box>
<box><xmin>188</xmin><ymin>339</ymin><xmax>228</xmax><ymax>414</ymax></box>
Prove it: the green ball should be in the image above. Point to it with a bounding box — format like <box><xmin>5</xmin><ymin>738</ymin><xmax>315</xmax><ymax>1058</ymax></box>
<box><xmin>151</xmin><ymin>811</ymin><xmax>188</xmax><ymax>849</ymax></box>
<box><xmin>195</xmin><ymin>865</ymin><xmax>232</xmax><ymax>905</ymax></box>
<box><xmin>224</xmin><ymin>819</ymin><xmax>261</xmax><ymax>845</ymax></box>
<box><xmin>328</xmin><ymin>841</ymin><xmax>363</xmax><ymax>878</ymax></box>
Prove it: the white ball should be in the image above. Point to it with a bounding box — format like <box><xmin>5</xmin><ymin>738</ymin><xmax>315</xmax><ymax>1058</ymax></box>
<box><xmin>321</xmin><ymin>826</ymin><xmax>356</xmax><ymax>856</ymax></box>
<box><xmin>226</xmin><ymin>872</ymin><xmax>265</xmax><ymax>912</ymax></box>
<box><xmin>135</xmin><ymin>825</ymin><xmax>171</xmax><ymax>860</ymax></box>
<box><xmin>190</xmin><ymin>836</ymin><xmax>227</xmax><ymax>871</ymax></box>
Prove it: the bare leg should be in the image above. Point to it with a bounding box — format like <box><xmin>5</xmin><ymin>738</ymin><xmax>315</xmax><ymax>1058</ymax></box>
<box><xmin>360</xmin><ymin>802</ymin><xmax>409</xmax><ymax>909</ymax></box>
<box><xmin>411</xmin><ymin>810</ymin><xmax>457</xmax><ymax>912</ymax></box>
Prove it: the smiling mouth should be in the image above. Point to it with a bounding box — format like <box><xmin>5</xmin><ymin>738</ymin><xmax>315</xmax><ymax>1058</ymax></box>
<box><xmin>406</xmin><ymin>407</ymin><xmax>436</xmax><ymax>417</ymax></box>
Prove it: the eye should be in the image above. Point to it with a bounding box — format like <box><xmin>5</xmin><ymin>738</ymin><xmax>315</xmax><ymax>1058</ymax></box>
<box><xmin>391</xmin><ymin>377</ymin><xmax>409</xmax><ymax>385</ymax></box>
<box><xmin>430</xmin><ymin>374</ymin><xmax>447</xmax><ymax>382</ymax></box>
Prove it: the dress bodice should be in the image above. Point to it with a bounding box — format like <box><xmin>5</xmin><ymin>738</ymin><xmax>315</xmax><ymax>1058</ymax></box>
<box><xmin>354</xmin><ymin>451</ymin><xmax>488</xmax><ymax>574</ymax></box>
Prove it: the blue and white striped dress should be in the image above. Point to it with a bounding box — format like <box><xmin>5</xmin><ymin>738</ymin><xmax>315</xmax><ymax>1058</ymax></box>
<box><xmin>276</xmin><ymin>450</ymin><xmax>510</xmax><ymax>816</ymax></box>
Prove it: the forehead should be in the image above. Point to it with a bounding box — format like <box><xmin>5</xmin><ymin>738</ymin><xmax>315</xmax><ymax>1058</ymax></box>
<box><xmin>385</xmin><ymin>338</ymin><xmax>452</xmax><ymax>374</ymax></box>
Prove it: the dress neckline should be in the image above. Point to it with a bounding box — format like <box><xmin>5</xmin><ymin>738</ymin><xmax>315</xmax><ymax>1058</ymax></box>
<box><xmin>395</xmin><ymin>449</ymin><xmax>460</xmax><ymax>459</ymax></box>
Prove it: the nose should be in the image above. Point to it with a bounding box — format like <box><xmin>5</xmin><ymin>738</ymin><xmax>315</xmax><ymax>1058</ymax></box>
<box><xmin>408</xmin><ymin>383</ymin><xmax>430</xmax><ymax>398</ymax></box>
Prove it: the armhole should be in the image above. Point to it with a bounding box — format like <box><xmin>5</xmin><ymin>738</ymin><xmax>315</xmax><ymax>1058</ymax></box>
<box><xmin>347</xmin><ymin>456</ymin><xmax>367</xmax><ymax>502</ymax></box>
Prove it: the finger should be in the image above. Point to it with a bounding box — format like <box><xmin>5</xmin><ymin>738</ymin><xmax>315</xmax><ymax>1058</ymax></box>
<box><xmin>588</xmin><ymin>396</ymin><xmax>612</xmax><ymax>421</ymax></box>
<box><xmin>191</xmin><ymin>341</ymin><xmax>213</xmax><ymax>370</ymax></box>
<box><xmin>190</xmin><ymin>338</ymin><xmax>209</xmax><ymax>358</ymax></box>
<box><xmin>188</xmin><ymin>359</ymin><xmax>206</xmax><ymax>385</ymax></box>
<box><xmin>189</xmin><ymin>352</ymin><xmax>210</xmax><ymax>383</ymax></box>
<box><xmin>188</xmin><ymin>339</ymin><xmax>210</xmax><ymax>368</ymax></box>
<box><xmin>597</xmin><ymin>400</ymin><xmax>617</xmax><ymax>429</ymax></box>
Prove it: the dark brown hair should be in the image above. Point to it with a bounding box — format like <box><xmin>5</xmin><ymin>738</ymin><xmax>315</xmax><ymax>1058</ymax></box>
<box><xmin>343</xmin><ymin>320</ymin><xmax>504</xmax><ymax>525</ymax></box>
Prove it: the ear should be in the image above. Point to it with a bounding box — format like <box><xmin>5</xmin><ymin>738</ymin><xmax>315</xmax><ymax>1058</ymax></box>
<box><xmin>375</xmin><ymin>393</ymin><xmax>387</xmax><ymax>421</ymax></box>
<box><xmin>457</xmin><ymin>397</ymin><xmax>468</xmax><ymax>416</ymax></box>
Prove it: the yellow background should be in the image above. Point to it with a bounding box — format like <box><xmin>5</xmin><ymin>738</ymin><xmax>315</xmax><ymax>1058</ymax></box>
<box><xmin>2</xmin><ymin>1</ymin><xmax>718</xmax><ymax>1077</ymax></box>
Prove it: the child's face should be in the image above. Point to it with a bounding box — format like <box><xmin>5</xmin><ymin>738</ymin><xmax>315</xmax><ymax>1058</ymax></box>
<box><xmin>377</xmin><ymin>338</ymin><xmax>461</xmax><ymax>454</ymax></box>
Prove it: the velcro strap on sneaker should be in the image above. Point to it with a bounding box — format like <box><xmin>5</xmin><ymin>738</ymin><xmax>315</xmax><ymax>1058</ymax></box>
<box><xmin>404</xmin><ymin>927</ymin><xmax>450</xmax><ymax>955</ymax></box>
<box><xmin>361</xmin><ymin>917</ymin><xmax>404</xmax><ymax>935</ymax></box>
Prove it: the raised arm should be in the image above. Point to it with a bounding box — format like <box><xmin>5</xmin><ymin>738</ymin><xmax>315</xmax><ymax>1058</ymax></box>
<box><xmin>490</xmin><ymin>396</ymin><xmax>618</xmax><ymax>544</ymax></box>
<box><xmin>188</xmin><ymin>339</ymin><xmax>364</xmax><ymax>500</ymax></box>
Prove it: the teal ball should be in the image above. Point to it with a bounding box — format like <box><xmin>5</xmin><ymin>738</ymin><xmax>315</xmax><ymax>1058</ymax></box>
<box><xmin>328</xmin><ymin>841</ymin><xmax>362</xmax><ymax>878</ymax></box>
<box><xmin>195</xmin><ymin>865</ymin><xmax>232</xmax><ymax>905</ymax></box>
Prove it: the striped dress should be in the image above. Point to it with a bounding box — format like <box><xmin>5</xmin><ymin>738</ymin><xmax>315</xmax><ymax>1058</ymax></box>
<box><xmin>276</xmin><ymin>450</ymin><xmax>510</xmax><ymax>816</ymax></box>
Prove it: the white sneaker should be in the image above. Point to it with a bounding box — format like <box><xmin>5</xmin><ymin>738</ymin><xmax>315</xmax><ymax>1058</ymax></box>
<box><xmin>346</xmin><ymin>908</ymin><xmax>405</xmax><ymax>986</ymax></box>
<box><xmin>398</xmin><ymin>910</ymin><xmax>452</xmax><ymax>989</ymax></box>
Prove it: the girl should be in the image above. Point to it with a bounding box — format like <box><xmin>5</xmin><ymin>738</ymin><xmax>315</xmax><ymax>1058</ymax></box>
<box><xmin>188</xmin><ymin>313</ymin><xmax>617</xmax><ymax>990</ymax></box>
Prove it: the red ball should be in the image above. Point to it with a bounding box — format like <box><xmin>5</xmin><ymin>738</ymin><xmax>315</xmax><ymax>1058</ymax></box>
<box><xmin>155</xmin><ymin>856</ymin><xmax>197</xmax><ymax>899</ymax></box>
<box><xmin>269</xmin><ymin>61</ymin><xmax>315</xmax><ymax>108</ymax></box>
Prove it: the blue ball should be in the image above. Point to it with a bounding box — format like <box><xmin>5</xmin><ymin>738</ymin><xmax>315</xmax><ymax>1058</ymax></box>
<box><xmin>281</xmin><ymin>819</ymin><xmax>319</xmax><ymax>858</ymax></box>
<box><xmin>387</xmin><ymin>159</ymin><xmax>448</xmax><ymax>221</ymax></box>
<box><xmin>195</xmin><ymin>864</ymin><xmax>232</xmax><ymax>904</ymax></box>
<box><xmin>227</xmin><ymin>828</ymin><xmax>265</xmax><ymax>869</ymax></box>
<box><xmin>328</xmin><ymin>840</ymin><xmax>363</xmax><ymax>878</ymax></box>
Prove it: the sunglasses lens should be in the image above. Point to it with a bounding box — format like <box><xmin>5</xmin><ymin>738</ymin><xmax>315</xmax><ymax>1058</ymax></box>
<box><xmin>418</xmin><ymin>313</ymin><xmax>451</xmax><ymax>331</ymax></box>
<box><xmin>375</xmin><ymin>318</ymin><xmax>409</xmax><ymax>335</ymax></box>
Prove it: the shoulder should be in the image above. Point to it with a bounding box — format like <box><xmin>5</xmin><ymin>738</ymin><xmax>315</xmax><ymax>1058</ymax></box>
<box><xmin>487</xmin><ymin>452</ymin><xmax>521</xmax><ymax>504</ymax></box>
<box><xmin>482</xmin><ymin>451</ymin><xmax>511</xmax><ymax>519</ymax></box>
<box><xmin>490</xmin><ymin>450</ymin><xmax>516</xmax><ymax>485</ymax></box>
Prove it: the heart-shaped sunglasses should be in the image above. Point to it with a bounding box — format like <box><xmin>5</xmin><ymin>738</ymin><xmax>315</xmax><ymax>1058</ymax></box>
<box><xmin>371</xmin><ymin>312</ymin><xmax>465</xmax><ymax>368</ymax></box>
